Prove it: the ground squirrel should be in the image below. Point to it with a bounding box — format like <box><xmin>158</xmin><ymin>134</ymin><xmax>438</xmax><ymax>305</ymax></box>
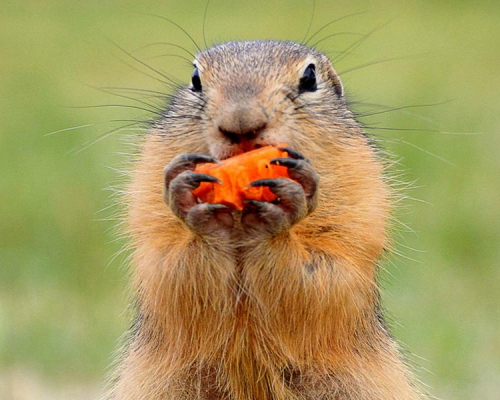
<box><xmin>108</xmin><ymin>40</ymin><xmax>425</xmax><ymax>399</ymax></box>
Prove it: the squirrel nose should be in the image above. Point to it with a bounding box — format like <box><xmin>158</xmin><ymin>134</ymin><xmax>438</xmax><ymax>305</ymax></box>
<box><xmin>217</xmin><ymin>105</ymin><xmax>268</xmax><ymax>144</ymax></box>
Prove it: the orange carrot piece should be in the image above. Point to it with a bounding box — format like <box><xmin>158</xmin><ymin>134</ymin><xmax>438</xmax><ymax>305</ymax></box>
<box><xmin>192</xmin><ymin>146</ymin><xmax>290</xmax><ymax>210</ymax></box>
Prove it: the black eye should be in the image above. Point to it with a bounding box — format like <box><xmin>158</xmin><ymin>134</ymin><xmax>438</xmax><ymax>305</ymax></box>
<box><xmin>191</xmin><ymin>67</ymin><xmax>202</xmax><ymax>92</ymax></box>
<box><xmin>299</xmin><ymin>64</ymin><xmax>317</xmax><ymax>93</ymax></box>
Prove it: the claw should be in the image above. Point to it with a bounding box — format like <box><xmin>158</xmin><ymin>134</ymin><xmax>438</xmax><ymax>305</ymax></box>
<box><xmin>185</xmin><ymin>172</ymin><xmax>221</xmax><ymax>186</ymax></box>
<box><xmin>277</xmin><ymin>147</ymin><xmax>309</xmax><ymax>162</ymax></box>
<box><xmin>205</xmin><ymin>203</ymin><xmax>231</xmax><ymax>212</ymax></box>
<box><xmin>242</xmin><ymin>199</ymin><xmax>277</xmax><ymax>215</ymax></box>
<box><xmin>244</xmin><ymin>199</ymin><xmax>266</xmax><ymax>208</ymax></box>
<box><xmin>164</xmin><ymin>153</ymin><xmax>221</xmax><ymax>193</ymax></box>
<box><xmin>270</xmin><ymin>158</ymin><xmax>299</xmax><ymax>169</ymax></box>
<box><xmin>180</xmin><ymin>154</ymin><xmax>221</xmax><ymax>165</ymax></box>
<box><xmin>248</xmin><ymin>178</ymin><xmax>281</xmax><ymax>188</ymax></box>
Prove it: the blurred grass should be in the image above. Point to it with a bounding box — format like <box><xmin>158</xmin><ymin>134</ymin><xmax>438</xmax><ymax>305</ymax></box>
<box><xmin>0</xmin><ymin>0</ymin><xmax>499</xmax><ymax>399</ymax></box>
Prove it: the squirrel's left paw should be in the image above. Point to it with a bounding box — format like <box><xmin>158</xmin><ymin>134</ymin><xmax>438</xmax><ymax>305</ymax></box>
<box><xmin>241</xmin><ymin>148</ymin><xmax>319</xmax><ymax>236</ymax></box>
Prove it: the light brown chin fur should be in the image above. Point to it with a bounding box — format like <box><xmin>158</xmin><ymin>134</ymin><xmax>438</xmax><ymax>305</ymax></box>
<box><xmin>210</xmin><ymin>140</ymin><xmax>279</xmax><ymax>160</ymax></box>
<box><xmin>108</xmin><ymin>40</ymin><xmax>425</xmax><ymax>400</ymax></box>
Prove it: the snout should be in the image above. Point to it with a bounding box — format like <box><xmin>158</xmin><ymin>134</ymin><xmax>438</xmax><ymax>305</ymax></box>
<box><xmin>216</xmin><ymin>104</ymin><xmax>268</xmax><ymax>145</ymax></box>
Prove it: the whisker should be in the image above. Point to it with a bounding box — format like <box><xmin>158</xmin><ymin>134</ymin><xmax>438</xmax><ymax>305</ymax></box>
<box><xmin>100</xmin><ymin>87</ymin><xmax>205</xmax><ymax>109</ymax></box>
<box><xmin>383</xmin><ymin>137</ymin><xmax>456</xmax><ymax>166</ymax></box>
<box><xmin>67</xmin><ymin>104</ymin><xmax>163</xmax><ymax>116</ymax></box>
<box><xmin>131</xmin><ymin>42</ymin><xmax>195</xmax><ymax>59</ymax></box>
<box><xmin>45</xmin><ymin>119</ymin><xmax>150</xmax><ymax>137</ymax></box>
<box><xmin>202</xmin><ymin>0</ymin><xmax>211</xmax><ymax>49</ymax></box>
<box><xmin>339</xmin><ymin>56</ymin><xmax>407</xmax><ymax>75</ymax></box>
<box><xmin>438</xmin><ymin>131</ymin><xmax>482</xmax><ymax>136</ymax></box>
<box><xmin>145</xmin><ymin>53</ymin><xmax>193</xmax><ymax>64</ymax></box>
<box><xmin>357</xmin><ymin>101</ymin><xmax>451</xmax><ymax>118</ymax></box>
<box><xmin>304</xmin><ymin>10</ymin><xmax>367</xmax><ymax>45</ymax></box>
<box><xmin>310</xmin><ymin>31</ymin><xmax>366</xmax><ymax>49</ymax></box>
<box><xmin>142</xmin><ymin>13</ymin><xmax>202</xmax><ymax>52</ymax></box>
<box><xmin>107</xmin><ymin>38</ymin><xmax>184</xmax><ymax>90</ymax></box>
<box><xmin>333</xmin><ymin>18</ymin><xmax>396</xmax><ymax>65</ymax></box>
<box><xmin>87</xmin><ymin>85</ymin><xmax>165</xmax><ymax>114</ymax></box>
<box><xmin>99</xmin><ymin>86</ymin><xmax>166</xmax><ymax>97</ymax></box>
<box><xmin>45</xmin><ymin>123</ymin><xmax>99</xmax><ymax>137</ymax></box>
<box><xmin>109</xmin><ymin>51</ymin><xmax>180</xmax><ymax>89</ymax></box>
<box><xmin>363</xmin><ymin>125</ymin><xmax>462</xmax><ymax>135</ymax></box>
<box><xmin>300</xmin><ymin>0</ymin><xmax>316</xmax><ymax>44</ymax></box>
<box><xmin>350</xmin><ymin>100</ymin><xmax>445</xmax><ymax>126</ymax></box>
<box><xmin>67</xmin><ymin>122</ymin><xmax>144</xmax><ymax>155</ymax></box>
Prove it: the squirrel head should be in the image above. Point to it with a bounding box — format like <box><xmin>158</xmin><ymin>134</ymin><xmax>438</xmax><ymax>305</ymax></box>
<box><xmin>164</xmin><ymin>40</ymin><xmax>346</xmax><ymax>160</ymax></box>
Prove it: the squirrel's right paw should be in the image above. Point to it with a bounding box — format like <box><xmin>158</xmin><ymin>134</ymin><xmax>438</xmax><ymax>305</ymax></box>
<box><xmin>241</xmin><ymin>147</ymin><xmax>319</xmax><ymax>237</ymax></box>
<box><xmin>163</xmin><ymin>154</ymin><xmax>234</xmax><ymax>236</ymax></box>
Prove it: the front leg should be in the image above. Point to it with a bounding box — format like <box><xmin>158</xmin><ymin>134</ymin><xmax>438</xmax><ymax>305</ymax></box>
<box><xmin>163</xmin><ymin>153</ymin><xmax>234</xmax><ymax>239</ymax></box>
<box><xmin>241</xmin><ymin>147</ymin><xmax>319</xmax><ymax>236</ymax></box>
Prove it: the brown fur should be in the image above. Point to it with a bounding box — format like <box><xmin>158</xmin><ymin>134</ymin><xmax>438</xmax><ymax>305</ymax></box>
<box><xmin>109</xmin><ymin>41</ymin><xmax>424</xmax><ymax>399</ymax></box>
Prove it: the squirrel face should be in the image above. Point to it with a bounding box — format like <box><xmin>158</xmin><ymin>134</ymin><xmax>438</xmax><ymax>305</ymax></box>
<box><xmin>181</xmin><ymin>40</ymin><xmax>345</xmax><ymax>160</ymax></box>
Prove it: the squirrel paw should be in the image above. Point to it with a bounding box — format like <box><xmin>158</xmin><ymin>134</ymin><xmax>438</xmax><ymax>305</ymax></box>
<box><xmin>242</xmin><ymin>148</ymin><xmax>319</xmax><ymax>236</ymax></box>
<box><xmin>272</xmin><ymin>147</ymin><xmax>319</xmax><ymax>213</ymax></box>
<box><xmin>163</xmin><ymin>154</ymin><xmax>234</xmax><ymax>236</ymax></box>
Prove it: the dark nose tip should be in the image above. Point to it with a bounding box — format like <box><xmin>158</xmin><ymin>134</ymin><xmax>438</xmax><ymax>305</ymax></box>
<box><xmin>217</xmin><ymin>105</ymin><xmax>268</xmax><ymax>144</ymax></box>
<box><xmin>219</xmin><ymin>122</ymin><xmax>267</xmax><ymax>144</ymax></box>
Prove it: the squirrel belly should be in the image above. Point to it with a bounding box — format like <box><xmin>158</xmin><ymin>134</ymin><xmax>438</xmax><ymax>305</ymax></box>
<box><xmin>108</xmin><ymin>41</ymin><xmax>424</xmax><ymax>400</ymax></box>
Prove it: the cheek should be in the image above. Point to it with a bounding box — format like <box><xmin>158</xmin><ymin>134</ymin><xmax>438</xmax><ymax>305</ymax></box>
<box><xmin>257</xmin><ymin>129</ymin><xmax>294</xmax><ymax>148</ymax></box>
<box><xmin>207</xmin><ymin>139</ymin><xmax>222</xmax><ymax>157</ymax></box>
<box><xmin>260</xmin><ymin>100</ymin><xmax>298</xmax><ymax>146</ymax></box>
<box><xmin>203</xmin><ymin>122</ymin><xmax>231</xmax><ymax>156</ymax></box>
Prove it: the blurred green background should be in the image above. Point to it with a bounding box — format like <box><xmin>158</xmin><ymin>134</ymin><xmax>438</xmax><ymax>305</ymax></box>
<box><xmin>1</xmin><ymin>0</ymin><xmax>499</xmax><ymax>399</ymax></box>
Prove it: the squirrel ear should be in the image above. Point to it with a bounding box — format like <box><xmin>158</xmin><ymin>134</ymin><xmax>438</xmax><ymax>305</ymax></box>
<box><xmin>331</xmin><ymin>71</ymin><xmax>344</xmax><ymax>98</ymax></box>
<box><xmin>321</xmin><ymin>55</ymin><xmax>344</xmax><ymax>98</ymax></box>
<box><xmin>328</xmin><ymin>67</ymin><xmax>344</xmax><ymax>98</ymax></box>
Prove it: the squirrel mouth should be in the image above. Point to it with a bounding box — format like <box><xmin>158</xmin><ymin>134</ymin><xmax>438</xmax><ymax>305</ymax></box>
<box><xmin>240</xmin><ymin>140</ymin><xmax>263</xmax><ymax>153</ymax></box>
<box><xmin>219</xmin><ymin>140</ymin><xmax>264</xmax><ymax>160</ymax></box>
<box><xmin>236</xmin><ymin>142</ymin><xmax>265</xmax><ymax>156</ymax></box>
<box><xmin>217</xmin><ymin>125</ymin><xmax>268</xmax><ymax>158</ymax></box>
